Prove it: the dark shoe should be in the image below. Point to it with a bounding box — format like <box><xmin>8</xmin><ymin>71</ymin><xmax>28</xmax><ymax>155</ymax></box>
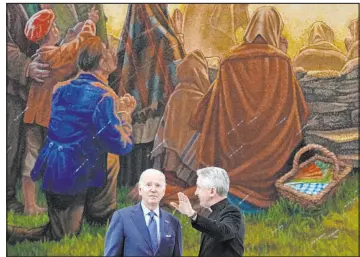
<box><xmin>7</xmin><ymin>198</ymin><xmax>24</xmax><ymax>214</ymax></box>
<box><xmin>6</xmin><ymin>225</ymin><xmax>26</xmax><ymax>245</ymax></box>
<box><xmin>7</xmin><ymin>224</ymin><xmax>49</xmax><ymax>244</ymax></box>
<box><xmin>7</xmin><ymin>225</ymin><xmax>15</xmax><ymax>245</ymax></box>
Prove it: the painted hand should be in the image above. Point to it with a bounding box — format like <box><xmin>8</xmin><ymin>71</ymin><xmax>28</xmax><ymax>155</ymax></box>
<box><xmin>123</xmin><ymin>94</ymin><xmax>136</xmax><ymax>114</ymax></box>
<box><xmin>88</xmin><ymin>6</ymin><xmax>99</xmax><ymax>24</ymax></box>
<box><xmin>27</xmin><ymin>58</ymin><xmax>50</xmax><ymax>83</ymax></box>
<box><xmin>117</xmin><ymin>96</ymin><xmax>135</xmax><ymax>124</ymax></box>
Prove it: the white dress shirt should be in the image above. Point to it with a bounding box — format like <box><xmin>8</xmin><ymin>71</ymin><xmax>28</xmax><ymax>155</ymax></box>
<box><xmin>141</xmin><ymin>201</ymin><xmax>161</xmax><ymax>243</ymax></box>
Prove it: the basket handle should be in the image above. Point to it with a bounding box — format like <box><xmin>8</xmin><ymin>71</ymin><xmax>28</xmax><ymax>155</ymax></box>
<box><xmin>292</xmin><ymin>144</ymin><xmax>340</xmax><ymax>179</ymax></box>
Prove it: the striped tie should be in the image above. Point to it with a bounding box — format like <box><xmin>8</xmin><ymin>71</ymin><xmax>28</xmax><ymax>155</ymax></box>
<box><xmin>147</xmin><ymin>211</ymin><xmax>158</xmax><ymax>252</ymax></box>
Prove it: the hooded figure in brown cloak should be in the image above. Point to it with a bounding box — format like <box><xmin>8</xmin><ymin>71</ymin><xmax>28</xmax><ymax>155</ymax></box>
<box><xmin>151</xmin><ymin>50</ymin><xmax>211</xmax><ymax>192</ymax></box>
<box><xmin>293</xmin><ymin>21</ymin><xmax>346</xmax><ymax>72</ymax></box>
<box><xmin>164</xmin><ymin>7</ymin><xmax>310</xmax><ymax>209</ymax></box>
<box><xmin>345</xmin><ymin>18</ymin><xmax>359</xmax><ymax>57</ymax></box>
<box><xmin>342</xmin><ymin>18</ymin><xmax>359</xmax><ymax>74</ymax></box>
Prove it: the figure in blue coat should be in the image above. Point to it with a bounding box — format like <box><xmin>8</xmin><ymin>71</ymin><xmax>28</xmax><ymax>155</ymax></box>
<box><xmin>7</xmin><ymin>36</ymin><xmax>136</xmax><ymax>244</ymax></box>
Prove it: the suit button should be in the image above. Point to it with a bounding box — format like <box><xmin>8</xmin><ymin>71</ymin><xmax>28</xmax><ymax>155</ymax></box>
<box><xmin>58</xmin><ymin>146</ymin><xmax>63</xmax><ymax>151</ymax></box>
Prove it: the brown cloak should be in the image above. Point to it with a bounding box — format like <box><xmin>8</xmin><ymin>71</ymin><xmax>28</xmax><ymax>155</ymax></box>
<box><xmin>293</xmin><ymin>21</ymin><xmax>346</xmax><ymax>71</ymax></box>
<box><xmin>345</xmin><ymin>18</ymin><xmax>359</xmax><ymax>52</ymax></box>
<box><xmin>152</xmin><ymin>50</ymin><xmax>210</xmax><ymax>182</ymax></box>
<box><xmin>188</xmin><ymin>43</ymin><xmax>309</xmax><ymax>208</ymax></box>
<box><xmin>185</xmin><ymin>7</ymin><xmax>309</xmax><ymax>207</ymax></box>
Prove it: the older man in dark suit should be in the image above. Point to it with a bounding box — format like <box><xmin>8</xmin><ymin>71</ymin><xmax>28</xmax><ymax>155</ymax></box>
<box><xmin>104</xmin><ymin>169</ymin><xmax>182</xmax><ymax>257</ymax></box>
<box><xmin>171</xmin><ymin>167</ymin><xmax>245</xmax><ymax>257</ymax></box>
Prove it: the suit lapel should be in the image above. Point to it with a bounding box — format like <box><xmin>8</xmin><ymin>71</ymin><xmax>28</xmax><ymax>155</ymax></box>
<box><xmin>131</xmin><ymin>203</ymin><xmax>153</xmax><ymax>251</ymax></box>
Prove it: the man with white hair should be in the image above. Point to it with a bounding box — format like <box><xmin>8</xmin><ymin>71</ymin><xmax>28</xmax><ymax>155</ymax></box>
<box><xmin>171</xmin><ymin>167</ymin><xmax>245</xmax><ymax>257</ymax></box>
<box><xmin>104</xmin><ymin>169</ymin><xmax>182</xmax><ymax>257</ymax></box>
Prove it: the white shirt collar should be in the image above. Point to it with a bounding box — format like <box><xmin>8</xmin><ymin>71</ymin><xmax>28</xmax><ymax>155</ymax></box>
<box><xmin>141</xmin><ymin>201</ymin><xmax>160</xmax><ymax>217</ymax></box>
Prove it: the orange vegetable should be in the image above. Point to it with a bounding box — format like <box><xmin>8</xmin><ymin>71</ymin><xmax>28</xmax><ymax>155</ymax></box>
<box><xmin>295</xmin><ymin>163</ymin><xmax>323</xmax><ymax>179</ymax></box>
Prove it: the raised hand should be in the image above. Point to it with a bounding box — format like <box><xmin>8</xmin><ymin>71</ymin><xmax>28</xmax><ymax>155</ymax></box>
<box><xmin>171</xmin><ymin>9</ymin><xmax>183</xmax><ymax>34</ymax></box>
<box><xmin>88</xmin><ymin>6</ymin><xmax>99</xmax><ymax>24</ymax></box>
<box><xmin>170</xmin><ymin>192</ymin><xmax>195</xmax><ymax>217</ymax></box>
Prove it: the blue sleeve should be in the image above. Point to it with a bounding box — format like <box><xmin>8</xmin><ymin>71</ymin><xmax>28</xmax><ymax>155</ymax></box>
<box><xmin>174</xmin><ymin>220</ymin><xmax>183</xmax><ymax>257</ymax></box>
<box><xmin>92</xmin><ymin>95</ymin><xmax>134</xmax><ymax>156</ymax></box>
<box><xmin>104</xmin><ymin>211</ymin><xmax>125</xmax><ymax>257</ymax></box>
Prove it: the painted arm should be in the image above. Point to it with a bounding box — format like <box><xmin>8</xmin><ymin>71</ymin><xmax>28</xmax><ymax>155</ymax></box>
<box><xmin>74</xmin><ymin>4</ymin><xmax>108</xmax><ymax>46</ymax></box>
<box><xmin>49</xmin><ymin>19</ymin><xmax>97</xmax><ymax>68</ymax></box>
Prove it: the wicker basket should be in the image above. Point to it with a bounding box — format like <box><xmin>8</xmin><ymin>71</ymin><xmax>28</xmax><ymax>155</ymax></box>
<box><xmin>275</xmin><ymin>144</ymin><xmax>353</xmax><ymax>209</ymax></box>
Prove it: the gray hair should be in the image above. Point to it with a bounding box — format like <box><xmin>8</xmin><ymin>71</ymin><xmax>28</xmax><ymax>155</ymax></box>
<box><xmin>138</xmin><ymin>169</ymin><xmax>166</xmax><ymax>187</ymax></box>
<box><xmin>196</xmin><ymin>167</ymin><xmax>229</xmax><ymax>197</ymax></box>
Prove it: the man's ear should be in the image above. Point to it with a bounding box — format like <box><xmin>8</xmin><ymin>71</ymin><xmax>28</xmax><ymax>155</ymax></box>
<box><xmin>210</xmin><ymin>187</ymin><xmax>216</xmax><ymax>197</ymax></box>
<box><xmin>98</xmin><ymin>56</ymin><xmax>105</xmax><ymax>69</ymax></box>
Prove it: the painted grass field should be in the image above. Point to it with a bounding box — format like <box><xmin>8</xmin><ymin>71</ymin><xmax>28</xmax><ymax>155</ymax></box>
<box><xmin>7</xmin><ymin>171</ymin><xmax>359</xmax><ymax>256</ymax></box>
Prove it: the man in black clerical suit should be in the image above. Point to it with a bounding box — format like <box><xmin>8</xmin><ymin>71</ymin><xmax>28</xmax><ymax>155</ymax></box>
<box><xmin>171</xmin><ymin>166</ymin><xmax>245</xmax><ymax>257</ymax></box>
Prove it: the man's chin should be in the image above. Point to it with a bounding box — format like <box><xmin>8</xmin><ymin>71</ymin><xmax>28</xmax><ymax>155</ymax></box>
<box><xmin>148</xmin><ymin>198</ymin><xmax>159</xmax><ymax>203</ymax></box>
<box><xmin>199</xmin><ymin>201</ymin><xmax>208</xmax><ymax>208</ymax></box>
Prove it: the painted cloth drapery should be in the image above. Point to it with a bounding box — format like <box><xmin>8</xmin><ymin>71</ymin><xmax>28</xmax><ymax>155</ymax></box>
<box><xmin>109</xmin><ymin>4</ymin><xmax>185</xmax><ymax>144</ymax></box>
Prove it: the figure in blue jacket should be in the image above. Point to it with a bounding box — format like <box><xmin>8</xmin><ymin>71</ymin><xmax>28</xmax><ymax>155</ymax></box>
<box><xmin>7</xmin><ymin>36</ymin><xmax>136</xmax><ymax>244</ymax></box>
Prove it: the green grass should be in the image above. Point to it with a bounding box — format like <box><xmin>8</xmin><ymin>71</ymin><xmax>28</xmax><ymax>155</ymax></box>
<box><xmin>7</xmin><ymin>172</ymin><xmax>359</xmax><ymax>256</ymax></box>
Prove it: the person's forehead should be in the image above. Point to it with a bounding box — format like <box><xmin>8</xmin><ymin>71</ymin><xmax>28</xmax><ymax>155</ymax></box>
<box><xmin>142</xmin><ymin>172</ymin><xmax>165</xmax><ymax>182</ymax></box>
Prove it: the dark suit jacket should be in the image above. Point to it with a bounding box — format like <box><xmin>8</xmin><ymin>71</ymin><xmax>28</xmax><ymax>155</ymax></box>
<box><xmin>104</xmin><ymin>202</ymin><xmax>182</xmax><ymax>256</ymax></box>
<box><xmin>191</xmin><ymin>199</ymin><xmax>245</xmax><ymax>257</ymax></box>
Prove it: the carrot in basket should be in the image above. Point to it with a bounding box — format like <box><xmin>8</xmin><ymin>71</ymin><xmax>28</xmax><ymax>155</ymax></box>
<box><xmin>295</xmin><ymin>164</ymin><xmax>322</xmax><ymax>179</ymax></box>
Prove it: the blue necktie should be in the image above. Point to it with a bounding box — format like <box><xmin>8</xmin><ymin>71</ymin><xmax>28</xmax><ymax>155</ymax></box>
<box><xmin>148</xmin><ymin>211</ymin><xmax>158</xmax><ymax>252</ymax></box>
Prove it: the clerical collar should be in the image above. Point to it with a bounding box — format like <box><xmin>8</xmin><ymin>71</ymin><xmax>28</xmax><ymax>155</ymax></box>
<box><xmin>210</xmin><ymin>198</ymin><xmax>228</xmax><ymax>212</ymax></box>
